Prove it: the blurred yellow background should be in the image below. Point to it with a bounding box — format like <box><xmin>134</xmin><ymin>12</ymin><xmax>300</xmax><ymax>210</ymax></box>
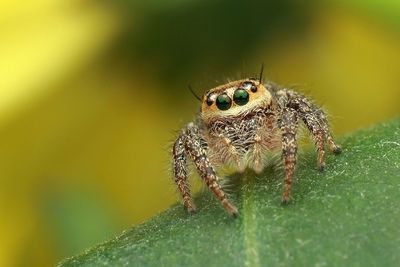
<box><xmin>0</xmin><ymin>0</ymin><xmax>399</xmax><ymax>266</ymax></box>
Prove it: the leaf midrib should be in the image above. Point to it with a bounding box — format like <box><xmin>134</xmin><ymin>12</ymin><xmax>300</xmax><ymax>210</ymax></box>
<box><xmin>242</xmin><ymin>170</ymin><xmax>260</xmax><ymax>267</ymax></box>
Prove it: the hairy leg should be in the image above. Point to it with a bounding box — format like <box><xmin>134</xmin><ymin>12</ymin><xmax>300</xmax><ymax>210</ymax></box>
<box><xmin>302</xmin><ymin>111</ymin><xmax>326</xmax><ymax>170</ymax></box>
<box><xmin>173</xmin><ymin>134</ymin><xmax>196</xmax><ymax>213</ymax></box>
<box><xmin>314</xmin><ymin>109</ymin><xmax>342</xmax><ymax>154</ymax></box>
<box><xmin>286</xmin><ymin>93</ymin><xmax>340</xmax><ymax>170</ymax></box>
<box><xmin>279</xmin><ymin>108</ymin><xmax>299</xmax><ymax>204</ymax></box>
<box><xmin>184</xmin><ymin>123</ymin><xmax>238</xmax><ymax>216</ymax></box>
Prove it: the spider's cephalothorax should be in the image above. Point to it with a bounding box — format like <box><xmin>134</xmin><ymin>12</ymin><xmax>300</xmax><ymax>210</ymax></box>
<box><xmin>173</xmin><ymin>78</ymin><xmax>341</xmax><ymax>217</ymax></box>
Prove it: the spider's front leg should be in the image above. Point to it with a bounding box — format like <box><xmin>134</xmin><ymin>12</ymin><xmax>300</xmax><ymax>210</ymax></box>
<box><xmin>182</xmin><ymin>123</ymin><xmax>238</xmax><ymax>216</ymax></box>
<box><xmin>279</xmin><ymin>107</ymin><xmax>299</xmax><ymax>204</ymax></box>
<box><xmin>173</xmin><ymin>134</ymin><xmax>196</xmax><ymax>214</ymax></box>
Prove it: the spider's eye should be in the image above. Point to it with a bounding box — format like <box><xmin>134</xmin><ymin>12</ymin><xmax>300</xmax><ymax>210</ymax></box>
<box><xmin>243</xmin><ymin>82</ymin><xmax>253</xmax><ymax>90</ymax></box>
<box><xmin>243</xmin><ymin>81</ymin><xmax>257</xmax><ymax>92</ymax></box>
<box><xmin>206</xmin><ymin>97</ymin><xmax>213</xmax><ymax>106</ymax></box>
<box><xmin>216</xmin><ymin>94</ymin><xmax>232</xmax><ymax>110</ymax></box>
<box><xmin>233</xmin><ymin>89</ymin><xmax>249</xmax><ymax>106</ymax></box>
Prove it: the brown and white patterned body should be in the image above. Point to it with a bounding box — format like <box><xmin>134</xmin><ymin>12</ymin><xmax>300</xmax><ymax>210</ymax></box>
<box><xmin>173</xmin><ymin>78</ymin><xmax>341</xmax><ymax>217</ymax></box>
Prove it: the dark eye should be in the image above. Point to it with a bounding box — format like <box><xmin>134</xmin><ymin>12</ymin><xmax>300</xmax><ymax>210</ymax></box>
<box><xmin>206</xmin><ymin>97</ymin><xmax>213</xmax><ymax>106</ymax></box>
<box><xmin>216</xmin><ymin>94</ymin><xmax>232</xmax><ymax>110</ymax></box>
<box><xmin>243</xmin><ymin>81</ymin><xmax>257</xmax><ymax>92</ymax></box>
<box><xmin>233</xmin><ymin>89</ymin><xmax>249</xmax><ymax>106</ymax></box>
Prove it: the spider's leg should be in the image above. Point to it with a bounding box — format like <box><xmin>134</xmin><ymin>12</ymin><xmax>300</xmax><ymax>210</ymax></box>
<box><xmin>184</xmin><ymin>123</ymin><xmax>238</xmax><ymax>217</ymax></box>
<box><xmin>314</xmin><ymin>109</ymin><xmax>342</xmax><ymax>154</ymax></box>
<box><xmin>173</xmin><ymin>134</ymin><xmax>196</xmax><ymax>214</ymax></box>
<box><xmin>288</xmin><ymin>97</ymin><xmax>340</xmax><ymax>170</ymax></box>
<box><xmin>217</xmin><ymin>132</ymin><xmax>244</xmax><ymax>172</ymax></box>
<box><xmin>280</xmin><ymin>107</ymin><xmax>299</xmax><ymax>204</ymax></box>
<box><xmin>302</xmin><ymin>108</ymin><xmax>326</xmax><ymax>170</ymax></box>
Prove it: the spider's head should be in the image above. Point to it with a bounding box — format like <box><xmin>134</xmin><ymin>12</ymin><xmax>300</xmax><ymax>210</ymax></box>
<box><xmin>201</xmin><ymin>78</ymin><xmax>272</xmax><ymax>124</ymax></box>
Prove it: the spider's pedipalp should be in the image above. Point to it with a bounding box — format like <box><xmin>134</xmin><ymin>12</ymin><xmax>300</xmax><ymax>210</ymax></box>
<box><xmin>217</xmin><ymin>132</ymin><xmax>244</xmax><ymax>172</ymax></box>
<box><xmin>252</xmin><ymin>116</ymin><xmax>265</xmax><ymax>174</ymax></box>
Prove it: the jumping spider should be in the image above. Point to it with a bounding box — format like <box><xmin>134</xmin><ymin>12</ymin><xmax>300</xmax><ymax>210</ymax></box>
<box><xmin>172</xmin><ymin>76</ymin><xmax>341</xmax><ymax>217</ymax></box>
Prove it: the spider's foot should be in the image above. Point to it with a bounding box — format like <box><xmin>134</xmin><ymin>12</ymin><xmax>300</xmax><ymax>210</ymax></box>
<box><xmin>184</xmin><ymin>202</ymin><xmax>197</xmax><ymax>215</ymax></box>
<box><xmin>333</xmin><ymin>146</ymin><xmax>342</xmax><ymax>154</ymax></box>
<box><xmin>281</xmin><ymin>196</ymin><xmax>290</xmax><ymax>205</ymax></box>
<box><xmin>230</xmin><ymin>207</ymin><xmax>239</xmax><ymax>218</ymax></box>
<box><xmin>188</xmin><ymin>209</ymin><xmax>196</xmax><ymax>215</ymax></box>
<box><xmin>223</xmin><ymin>200</ymin><xmax>239</xmax><ymax>218</ymax></box>
<box><xmin>318</xmin><ymin>162</ymin><xmax>326</xmax><ymax>171</ymax></box>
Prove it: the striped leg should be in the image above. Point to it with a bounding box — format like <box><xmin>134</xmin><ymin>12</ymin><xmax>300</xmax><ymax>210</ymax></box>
<box><xmin>280</xmin><ymin>108</ymin><xmax>299</xmax><ymax>204</ymax></box>
<box><xmin>314</xmin><ymin>109</ymin><xmax>342</xmax><ymax>154</ymax></box>
<box><xmin>185</xmin><ymin>123</ymin><xmax>238</xmax><ymax>217</ymax></box>
<box><xmin>173</xmin><ymin>134</ymin><xmax>196</xmax><ymax>213</ymax></box>
<box><xmin>289</xmin><ymin>98</ymin><xmax>340</xmax><ymax>170</ymax></box>
<box><xmin>302</xmin><ymin>111</ymin><xmax>326</xmax><ymax>170</ymax></box>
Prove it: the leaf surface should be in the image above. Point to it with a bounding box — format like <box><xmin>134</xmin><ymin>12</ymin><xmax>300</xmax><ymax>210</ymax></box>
<box><xmin>58</xmin><ymin>117</ymin><xmax>400</xmax><ymax>267</ymax></box>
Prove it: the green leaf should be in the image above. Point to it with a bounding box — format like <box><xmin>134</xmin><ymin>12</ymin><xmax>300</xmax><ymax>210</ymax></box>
<box><xmin>58</xmin><ymin>117</ymin><xmax>400</xmax><ymax>267</ymax></box>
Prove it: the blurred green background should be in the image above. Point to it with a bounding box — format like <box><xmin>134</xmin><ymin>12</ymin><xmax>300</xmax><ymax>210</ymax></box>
<box><xmin>0</xmin><ymin>0</ymin><xmax>399</xmax><ymax>266</ymax></box>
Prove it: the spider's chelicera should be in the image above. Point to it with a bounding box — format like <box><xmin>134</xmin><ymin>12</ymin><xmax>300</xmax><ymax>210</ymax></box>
<box><xmin>173</xmin><ymin>77</ymin><xmax>342</xmax><ymax>217</ymax></box>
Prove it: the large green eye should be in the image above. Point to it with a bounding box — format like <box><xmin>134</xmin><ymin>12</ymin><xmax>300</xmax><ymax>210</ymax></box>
<box><xmin>216</xmin><ymin>94</ymin><xmax>232</xmax><ymax>110</ymax></box>
<box><xmin>233</xmin><ymin>89</ymin><xmax>249</xmax><ymax>106</ymax></box>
